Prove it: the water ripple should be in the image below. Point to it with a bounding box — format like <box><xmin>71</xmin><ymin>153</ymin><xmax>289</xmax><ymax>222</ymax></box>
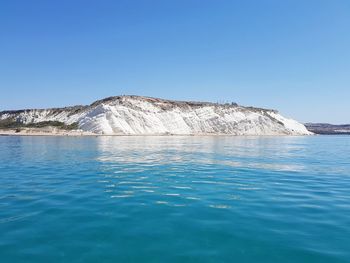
<box><xmin>0</xmin><ymin>136</ymin><xmax>350</xmax><ymax>262</ymax></box>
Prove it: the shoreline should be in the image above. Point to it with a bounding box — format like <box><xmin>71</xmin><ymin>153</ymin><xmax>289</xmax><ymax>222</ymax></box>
<box><xmin>0</xmin><ymin>129</ymin><xmax>96</xmax><ymax>137</ymax></box>
<box><xmin>0</xmin><ymin>128</ymin><xmax>315</xmax><ymax>137</ymax></box>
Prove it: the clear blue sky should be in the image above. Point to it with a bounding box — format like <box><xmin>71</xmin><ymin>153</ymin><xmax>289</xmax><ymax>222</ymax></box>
<box><xmin>0</xmin><ymin>0</ymin><xmax>349</xmax><ymax>123</ymax></box>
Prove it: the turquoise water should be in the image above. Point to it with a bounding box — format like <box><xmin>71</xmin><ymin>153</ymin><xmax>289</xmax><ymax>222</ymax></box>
<box><xmin>0</xmin><ymin>136</ymin><xmax>350</xmax><ymax>263</ymax></box>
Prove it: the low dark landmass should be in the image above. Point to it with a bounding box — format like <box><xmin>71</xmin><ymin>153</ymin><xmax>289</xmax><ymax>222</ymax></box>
<box><xmin>305</xmin><ymin>123</ymin><xmax>350</xmax><ymax>135</ymax></box>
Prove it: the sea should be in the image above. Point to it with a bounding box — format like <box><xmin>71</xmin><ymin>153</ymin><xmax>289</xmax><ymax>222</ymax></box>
<box><xmin>0</xmin><ymin>135</ymin><xmax>349</xmax><ymax>263</ymax></box>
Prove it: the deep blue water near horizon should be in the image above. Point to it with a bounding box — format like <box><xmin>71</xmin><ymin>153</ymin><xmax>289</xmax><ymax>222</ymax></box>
<box><xmin>0</xmin><ymin>135</ymin><xmax>349</xmax><ymax>263</ymax></box>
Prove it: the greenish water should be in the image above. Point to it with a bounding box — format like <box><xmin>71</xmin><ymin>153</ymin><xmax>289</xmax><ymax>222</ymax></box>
<box><xmin>0</xmin><ymin>136</ymin><xmax>349</xmax><ymax>262</ymax></box>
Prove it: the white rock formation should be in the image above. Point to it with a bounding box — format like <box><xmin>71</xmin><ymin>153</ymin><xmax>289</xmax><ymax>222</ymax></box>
<box><xmin>0</xmin><ymin>95</ymin><xmax>312</xmax><ymax>135</ymax></box>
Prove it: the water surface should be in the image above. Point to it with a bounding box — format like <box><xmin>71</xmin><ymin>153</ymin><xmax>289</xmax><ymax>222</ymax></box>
<box><xmin>0</xmin><ymin>136</ymin><xmax>349</xmax><ymax>262</ymax></box>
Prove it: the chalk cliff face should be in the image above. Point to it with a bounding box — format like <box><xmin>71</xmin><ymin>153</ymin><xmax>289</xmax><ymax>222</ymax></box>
<box><xmin>0</xmin><ymin>95</ymin><xmax>312</xmax><ymax>135</ymax></box>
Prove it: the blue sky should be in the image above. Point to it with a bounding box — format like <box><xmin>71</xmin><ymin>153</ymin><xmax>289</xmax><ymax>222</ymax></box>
<box><xmin>0</xmin><ymin>0</ymin><xmax>349</xmax><ymax>123</ymax></box>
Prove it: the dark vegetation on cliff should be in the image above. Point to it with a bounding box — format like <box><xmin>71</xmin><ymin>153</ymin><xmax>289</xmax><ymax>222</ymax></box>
<box><xmin>0</xmin><ymin>119</ymin><xmax>79</xmax><ymax>130</ymax></box>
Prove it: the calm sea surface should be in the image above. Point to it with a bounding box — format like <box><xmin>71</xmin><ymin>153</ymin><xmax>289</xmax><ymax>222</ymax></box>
<box><xmin>0</xmin><ymin>136</ymin><xmax>349</xmax><ymax>263</ymax></box>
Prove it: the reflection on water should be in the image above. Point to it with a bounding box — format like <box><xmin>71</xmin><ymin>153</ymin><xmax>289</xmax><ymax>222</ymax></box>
<box><xmin>95</xmin><ymin>136</ymin><xmax>309</xmax><ymax>208</ymax></box>
<box><xmin>0</xmin><ymin>135</ymin><xmax>350</xmax><ymax>262</ymax></box>
<box><xmin>96</xmin><ymin>136</ymin><xmax>307</xmax><ymax>170</ymax></box>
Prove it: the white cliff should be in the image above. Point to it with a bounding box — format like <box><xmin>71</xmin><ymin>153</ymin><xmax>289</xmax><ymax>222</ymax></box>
<box><xmin>0</xmin><ymin>95</ymin><xmax>312</xmax><ymax>135</ymax></box>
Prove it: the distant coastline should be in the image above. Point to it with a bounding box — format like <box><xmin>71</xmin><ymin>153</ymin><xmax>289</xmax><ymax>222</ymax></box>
<box><xmin>305</xmin><ymin>123</ymin><xmax>350</xmax><ymax>135</ymax></box>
